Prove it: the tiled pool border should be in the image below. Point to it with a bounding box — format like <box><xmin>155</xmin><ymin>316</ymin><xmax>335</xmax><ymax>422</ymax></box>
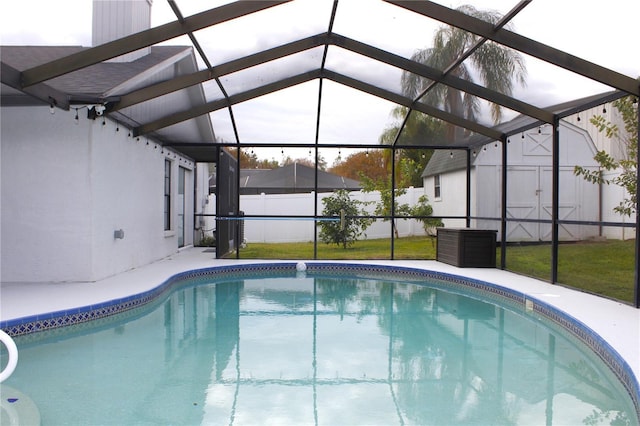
<box><xmin>2</xmin><ymin>262</ymin><xmax>638</xmax><ymax>419</ymax></box>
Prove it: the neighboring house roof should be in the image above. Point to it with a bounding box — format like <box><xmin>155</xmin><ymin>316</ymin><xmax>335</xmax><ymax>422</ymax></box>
<box><xmin>1</xmin><ymin>45</ymin><xmax>216</xmax><ymax>160</ymax></box>
<box><xmin>238</xmin><ymin>163</ymin><xmax>361</xmax><ymax>194</ymax></box>
<box><xmin>209</xmin><ymin>169</ymin><xmax>269</xmax><ymax>193</ymax></box>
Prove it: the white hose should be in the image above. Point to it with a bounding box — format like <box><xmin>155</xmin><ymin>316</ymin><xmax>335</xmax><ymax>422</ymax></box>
<box><xmin>0</xmin><ymin>329</ymin><xmax>18</xmax><ymax>383</ymax></box>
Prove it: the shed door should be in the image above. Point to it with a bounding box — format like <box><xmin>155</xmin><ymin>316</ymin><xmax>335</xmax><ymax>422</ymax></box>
<box><xmin>506</xmin><ymin>166</ymin><xmax>580</xmax><ymax>241</ymax></box>
<box><xmin>539</xmin><ymin>167</ymin><xmax>580</xmax><ymax>241</ymax></box>
<box><xmin>506</xmin><ymin>166</ymin><xmax>539</xmax><ymax>241</ymax></box>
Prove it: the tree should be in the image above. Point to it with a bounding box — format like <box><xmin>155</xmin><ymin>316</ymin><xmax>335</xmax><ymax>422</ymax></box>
<box><xmin>412</xmin><ymin>195</ymin><xmax>444</xmax><ymax>237</ymax></box>
<box><xmin>317</xmin><ymin>189</ymin><xmax>373</xmax><ymax>249</ymax></box>
<box><xmin>226</xmin><ymin>147</ymin><xmax>279</xmax><ymax>169</ymax></box>
<box><xmin>360</xmin><ymin>171</ymin><xmax>439</xmax><ymax>238</ymax></box>
<box><xmin>282</xmin><ymin>154</ymin><xmax>328</xmax><ymax>170</ymax></box>
<box><xmin>329</xmin><ymin>150</ymin><xmax>387</xmax><ymax>182</ymax></box>
<box><xmin>574</xmin><ymin>96</ymin><xmax>639</xmax><ymax>216</ymax></box>
<box><xmin>379</xmin><ymin>108</ymin><xmax>445</xmax><ymax>186</ymax></box>
<box><xmin>400</xmin><ymin>5</ymin><xmax>527</xmax><ymax>140</ymax></box>
<box><xmin>360</xmin><ymin>173</ymin><xmax>412</xmax><ymax>221</ymax></box>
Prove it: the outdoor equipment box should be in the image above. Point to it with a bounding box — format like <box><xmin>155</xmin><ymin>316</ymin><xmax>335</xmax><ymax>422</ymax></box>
<box><xmin>436</xmin><ymin>228</ymin><xmax>497</xmax><ymax>268</ymax></box>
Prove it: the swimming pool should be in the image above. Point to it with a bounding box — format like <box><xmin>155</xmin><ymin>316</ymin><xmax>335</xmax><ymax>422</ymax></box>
<box><xmin>2</xmin><ymin>263</ymin><xmax>639</xmax><ymax>425</ymax></box>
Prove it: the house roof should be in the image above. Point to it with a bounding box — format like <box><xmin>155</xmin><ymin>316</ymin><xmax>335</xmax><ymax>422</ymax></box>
<box><xmin>239</xmin><ymin>162</ymin><xmax>361</xmax><ymax>194</ymax></box>
<box><xmin>1</xmin><ymin>46</ymin><xmax>190</xmax><ymax>96</ymax></box>
<box><xmin>1</xmin><ymin>44</ymin><xmax>217</xmax><ymax>160</ymax></box>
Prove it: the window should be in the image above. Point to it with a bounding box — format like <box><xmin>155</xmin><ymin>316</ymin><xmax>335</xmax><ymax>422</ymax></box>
<box><xmin>164</xmin><ymin>160</ymin><xmax>171</xmax><ymax>231</ymax></box>
<box><xmin>434</xmin><ymin>174</ymin><xmax>441</xmax><ymax>199</ymax></box>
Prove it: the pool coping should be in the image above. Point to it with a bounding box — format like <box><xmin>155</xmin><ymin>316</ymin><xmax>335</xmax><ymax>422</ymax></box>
<box><xmin>1</xmin><ymin>251</ymin><xmax>639</xmax><ymax>420</ymax></box>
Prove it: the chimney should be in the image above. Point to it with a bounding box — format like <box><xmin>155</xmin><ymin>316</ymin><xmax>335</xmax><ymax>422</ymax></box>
<box><xmin>92</xmin><ymin>0</ymin><xmax>153</xmax><ymax>62</ymax></box>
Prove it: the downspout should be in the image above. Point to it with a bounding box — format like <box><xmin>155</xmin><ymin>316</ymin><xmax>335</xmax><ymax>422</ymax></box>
<box><xmin>466</xmin><ymin>149</ymin><xmax>471</xmax><ymax>228</ymax></box>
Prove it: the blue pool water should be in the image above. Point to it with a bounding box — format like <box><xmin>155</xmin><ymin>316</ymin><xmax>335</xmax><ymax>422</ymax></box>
<box><xmin>2</xmin><ymin>266</ymin><xmax>638</xmax><ymax>425</ymax></box>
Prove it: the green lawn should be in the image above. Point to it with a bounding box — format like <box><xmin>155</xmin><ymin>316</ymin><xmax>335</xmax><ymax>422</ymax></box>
<box><xmin>236</xmin><ymin>237</ymin><xmax>636</xmax><ymax>304</ymax></box>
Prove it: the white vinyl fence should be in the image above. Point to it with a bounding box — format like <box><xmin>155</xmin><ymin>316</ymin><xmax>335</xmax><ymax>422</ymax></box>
<box><xmin>204</xmin><ymin>188</ymin><xmax>430</xmax><ymax>243</ymax></box>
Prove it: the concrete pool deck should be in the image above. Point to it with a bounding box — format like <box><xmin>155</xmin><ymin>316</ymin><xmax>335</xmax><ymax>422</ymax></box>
<box><xmin>1</xmin><ymin>246</ymin><xmax>639</xmax><ymax>388</ymax></box>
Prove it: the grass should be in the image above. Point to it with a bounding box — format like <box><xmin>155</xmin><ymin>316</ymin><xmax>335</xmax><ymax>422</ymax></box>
<box><xmin>506</xmin><ymin>240</ymin><xmax>636</xmax><ymax>303</ymax></box>
<box><xmin>237</xmin><ymin>237</ymin><xmax>636</xmax><ymax>304</ymax></box>
<box><xmin>239</xmin><ymin>236</ymin><xmax>439</xmax><ymax>260</ymax></box>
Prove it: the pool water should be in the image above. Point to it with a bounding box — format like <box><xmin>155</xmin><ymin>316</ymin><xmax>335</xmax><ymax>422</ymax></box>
<box><xmin>3</xmin><ymin>272</ymin><xmax>637</xmax><ymax>425</ymax></box>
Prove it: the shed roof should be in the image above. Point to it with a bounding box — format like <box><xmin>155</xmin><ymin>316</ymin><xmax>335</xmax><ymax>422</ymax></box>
<box><xmin>421</xmin><ymin>90</ymin><xmax>626</xmax><ymax>177</ymax></box>
<box><xmin>422</xmin><ymin>150</ymin><xmax>470</xmax><ymax>177</ymax></box>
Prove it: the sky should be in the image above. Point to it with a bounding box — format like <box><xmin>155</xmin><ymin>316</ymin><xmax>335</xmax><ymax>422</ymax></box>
<box><xmin>1</xmin><ymin>0</ymin><xmax>638</xmax><ymax>165</ymax></box>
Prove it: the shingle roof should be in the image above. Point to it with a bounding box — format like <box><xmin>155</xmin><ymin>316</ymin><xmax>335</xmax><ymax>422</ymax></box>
<box><xmin>1</xmin><ymin>45</ymin><xmax>190</xmax><ymax>96</ymax></box>
<box><xmin>421</xmin><ymin>90</ymin><xmax>623</xmax><ymax>177</ymax></box>
<box><xmin>240</xmin><ymin>162</ymin><xmax>361</xmax><ymax>194</ymax></box>
<box><xmin>422</xmin><ymin>150</ymin><xmax>470</xmax><ymax>177</ymax></box>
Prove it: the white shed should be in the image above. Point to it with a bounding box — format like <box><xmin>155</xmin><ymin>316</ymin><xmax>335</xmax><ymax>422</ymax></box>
<box><xmin>422</xmin><ymin>120</ymin><xmax>602</xmax><ymax>242</ymax></box>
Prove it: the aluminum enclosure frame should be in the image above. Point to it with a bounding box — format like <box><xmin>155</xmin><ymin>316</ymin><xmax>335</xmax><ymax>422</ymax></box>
<box><xmin>1</xmin><ymin>0</ymin><xmax>638</xmax><ymax>306</ymax></box>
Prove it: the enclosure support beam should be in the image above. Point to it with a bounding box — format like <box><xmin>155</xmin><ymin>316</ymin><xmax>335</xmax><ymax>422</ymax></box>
<box><xmin>500</xmin><ymin>137</ymin><xmax>508</xmax><ymax>269</ymax></box>
<box><xmin>391</xmin><ymin>146</ymin><xmax>397</xmax><ymax>260</ymax></box>
<box><xmin>551</xmin><ymin>117</ymin><xmax>561</xmax><ymax>283</ymax></box>
<box><xmin>20</xmin><ymin>1</ymin><xmax>290</xmax><ymax>87</ymax></box>
<box><xmin>312</xmin><ymin>75</ymin><xmax>324</xmax><ymax>260</ymax></box>
<box><xmin>635</xmin><ymin>101</ymin><xmax>640</xmax><ymax>308</ymax></box>
<box><xmin>387</xmin><ymin>0</ymin><xmax>640</xmax><ymax>96</ymax></box>
<box><xmin>235</xmin><ymin>146</ymin><xmax>241</xmax><ymax>260</ymax></box>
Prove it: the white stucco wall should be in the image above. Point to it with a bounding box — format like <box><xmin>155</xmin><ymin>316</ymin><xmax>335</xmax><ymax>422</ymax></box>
<box><xmin>423</xmin><ymin>169</ymin><xmax>468</xmax><ymax>229</ymax></box>
<box><xmin>1</xmin><ymin>106</ymin><xmax>200</xmax><ymax>283</ymax></box>
<box><xmin>1</xmin><ymin>106</ymin><xmax>94</xmax><ymax>281</ymax></box>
